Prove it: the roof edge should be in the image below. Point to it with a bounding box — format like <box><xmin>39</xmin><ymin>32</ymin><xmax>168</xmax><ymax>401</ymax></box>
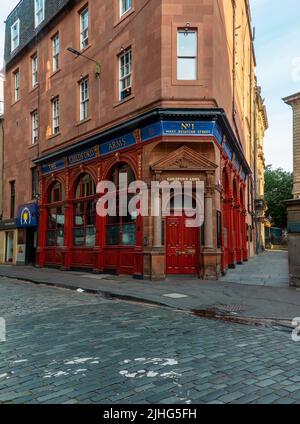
<box><xmin>283</xmin><ymin>92</ymin><xmax>300</xmax><ymax>106</ymax></box>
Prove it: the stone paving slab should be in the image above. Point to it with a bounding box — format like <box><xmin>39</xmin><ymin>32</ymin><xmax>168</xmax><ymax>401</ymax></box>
<box><xmin>0</xmin><ymin>251</ymin><xmax>295</xmax><ymax>320</ymax></box>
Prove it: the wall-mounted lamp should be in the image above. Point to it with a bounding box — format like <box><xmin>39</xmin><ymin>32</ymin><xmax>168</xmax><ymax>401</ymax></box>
<box><xmin>67</xmin><ymin>47</ymin><xmax>101</xmax><ymax>78</ymax></box>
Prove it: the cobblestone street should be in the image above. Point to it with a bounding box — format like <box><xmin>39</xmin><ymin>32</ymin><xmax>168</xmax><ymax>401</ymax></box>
<box><xmin>0</xmin><ymin>278</ymin><xmax>300</xmax><ymax>404</ymax></box>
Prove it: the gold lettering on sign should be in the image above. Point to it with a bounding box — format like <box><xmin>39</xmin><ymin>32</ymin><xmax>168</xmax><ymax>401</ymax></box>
<box><xmin>109</xmin><ymin>139</ymin><xmax>126</xmax><ymax>151</ymax></box>
<box><xmin>181</xmin><ymin>122</ymin><xmax>195</xmax><ymax>131</ymax></box>
<box><xmin>166</xmin><ymin>177</ymin><xmax>201</xmax><ymax>182</ymax></box>
<box><xmin>48</xmin><ymin>163</ymin><xmax>57</xmax><ymax>171</ymax></box>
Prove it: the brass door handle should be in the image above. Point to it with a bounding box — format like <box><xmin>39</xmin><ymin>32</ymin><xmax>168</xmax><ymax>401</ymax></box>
<box><xmin>184</xmin><ymin>249</ymin><xmax>196</xmax><ymax>255</ymax></box>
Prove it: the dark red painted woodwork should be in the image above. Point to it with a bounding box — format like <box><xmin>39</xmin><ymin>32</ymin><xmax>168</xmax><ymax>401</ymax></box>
<box><xmin>36</xmin><ymin>145</ymin><xmax>248</xmax><ymax>278</ymax></box>
<box><xmin>37</xmin><ymin>151</ymin><xmax>144</xmax><ymax>276</ymax></box>
<box><xmin>221</xmin><ymin>165</ymin><xmax>247</xmax><ymax>273</ymax></box>
<box><xmin>166</xmin><ymin>215</ymin><xmax>199</xmax><ymax>275</ymax></box>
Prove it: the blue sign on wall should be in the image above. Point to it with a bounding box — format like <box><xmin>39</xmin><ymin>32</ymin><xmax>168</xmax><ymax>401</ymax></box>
<box><xmin>224</xmin><ymin>142</ymin><xmax>233</xmax><ymax>160</ymax></box>
<box><xmin>141</xmin><ymin>121</ymin><xmax>223</xmax><ymax>144</ymax></box>
<box><xmin>100</xmin><ymin>132</ymin><xmax>136</xmax><ymax>156</ymax></box>
<box><xmin>17</xmin><ymin>203</ymin><xmax>38</xmax><ymax>228</ymax></box>
<box><xmin>213</xmin><ymin>123</ymin><xmax>223</xmax><ymax>145</ymax></box>
<box><xmin>141</xmin><ymin>122</ymin><xmax>163</xmax><ymax>142</ymax></box>
<box><xmin>233</xmin><ymin>156</ymin><xmax>241</xmax><ymax>171</ymax></box>
<box><xmin>41</xmin><ymin>159</ymin><xmax>65</xmax><ymax>175</ymax></box>
<box><xmin>68</xmin><ymin>146</ymin><xmax>99</xmax><ymax>166</ymax></box>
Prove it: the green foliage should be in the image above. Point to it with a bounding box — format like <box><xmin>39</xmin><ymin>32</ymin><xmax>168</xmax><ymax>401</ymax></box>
<box><xmin>264</xmin><ymin>165</ymin><xmax>293</xmax><ymax>228</ymax></box>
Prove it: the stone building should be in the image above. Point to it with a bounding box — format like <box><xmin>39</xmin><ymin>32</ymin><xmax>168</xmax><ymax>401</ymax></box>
<box><xmin>0</xmin><ymin>74</ymin><xmax>15</xmax><ymax>264</ymax></box>
<box><xmin>2</xmin><ymin>0</ymin><xmax>266</xmax><ymax>279</ymax></box>
<box><xmin>284</xmin><ymin>92</ymin><xmax>300</xmax><ymax>287</ymax></box>
<box><xmin>284</xmin><ymin>93</ymin><xmax>300</xmax><ymax>199</ymax></box>
<box><xmin>254</xmin><ymin>83</ymin><xmax>268</xmax><ymax>252</ymax></box>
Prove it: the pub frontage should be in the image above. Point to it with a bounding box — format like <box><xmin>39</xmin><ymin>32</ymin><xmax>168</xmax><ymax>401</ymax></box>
<box><xmin>34</xmin><ymin>108</ymin><xmax>252</xmax><ymax>280</ymax></box>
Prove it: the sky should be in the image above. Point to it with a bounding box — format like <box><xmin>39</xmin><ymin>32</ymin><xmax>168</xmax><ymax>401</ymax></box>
<box><xmin>0</xmin><ymin>0</ymin><xmax>299</xmax><ymax>172</ymax></box>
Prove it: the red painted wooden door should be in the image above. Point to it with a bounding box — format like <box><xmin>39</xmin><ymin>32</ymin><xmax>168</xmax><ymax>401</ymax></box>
<box><xmin>166</xmin><ymin>215</ymin><xmax>198</xmax><ymax>275</ymax></box>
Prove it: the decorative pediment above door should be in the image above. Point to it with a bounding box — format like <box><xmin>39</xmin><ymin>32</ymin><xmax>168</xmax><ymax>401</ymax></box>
<box><xmin>151</xmin><ymin>145</ymin><xmax>218</xmax><ymax>173</ymax></box>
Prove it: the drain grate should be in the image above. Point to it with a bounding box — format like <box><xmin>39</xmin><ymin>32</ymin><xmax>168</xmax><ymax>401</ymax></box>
<box><xmin>215</xmin><ymin>304</ymin><xmax>244</xmax><ymax>313</ymax></box>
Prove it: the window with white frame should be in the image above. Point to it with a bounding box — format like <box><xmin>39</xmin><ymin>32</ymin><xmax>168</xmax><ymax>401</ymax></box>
<box><xmin>80</xmin><ymin>8</ymin><xmax>89</xmax><ymax>50</ymax></box>
<box><xmin>120</xmin><ymin>0</ymin><xmax>132</xmax><ymax>17</ymax></box>
<box><xmin>31</xmin><ymin>110</ymin><xmax>39</xmax><ymax>145</ymax></box>
<box><xmin>177</xmin><ymin>30</ymin><xmax>197</xmax><ymax>80</ymax></box>
<box><xmin>11</xmin><ymin>19</ymin><xmax>20</xmax><ymax>52</ymax></box>
<box><xmin>14</xmin><ymin>70</ymin><xmax>20</xmax><ymax>102</ymax></box>
<box><xmin>119</xmin><ymin>49</ymin><xmax>132</xmax><ymax>101</ymax></box>
<box><xmin>52</xmin><ymin>96</ymin><xmax>60</xmax><ymax>135</ymax></box>
<box><xmin>32</xmin><ymin>54</ymin><xmax>38</xmax><ymax>87</ymax></box>
<box><xmin>80</xmin><ymin>78</ymin><xmax>89</xmax><ymax>120</ymax></box>
<box><xmin>35</xmin><ymin>0</ymin><xmax>45</xmax><ymax>28</ymax></box>
<box><xmin>52</xmin><ymin>33</ymin><xmax>60</xmax><ymax>72</ymax></box>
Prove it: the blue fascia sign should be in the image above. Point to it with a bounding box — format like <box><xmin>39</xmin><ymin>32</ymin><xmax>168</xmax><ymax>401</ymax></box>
<box><xmin>223</xmin><ymin>141</ymin><xmax>233</xmax><ymax>160</ymax></box>
<box><xmin>233</xmin><ymin>156</ymin><xmax>241</xmax><ymax>172</ymax></box>
<box><xmin>141</xmin><ymin>121</ymin><xmax>224</xmax><ymax>145</ymax></box>
<box><xmin>68</xmin><ymin>146</ymin><xmax>99</xmax><ymax>166</ymax></box>
<box><xmin>100</xmin><ymin>132</ymin><xmax>137</xmax><ymax>156</ymax></box>
<box><xmin>17</xmin><ymin>203</ymin><xmax>38</xmax><ymax>228</ymax></box>
<box><xmin>41</xmin><ymin>158</ymin><xmax>65</xmax><ymax>175</ymax></box>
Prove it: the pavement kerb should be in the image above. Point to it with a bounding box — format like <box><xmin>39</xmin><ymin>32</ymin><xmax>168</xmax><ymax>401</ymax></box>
<box><xmin>0</xmin><ymin>270</ymin><xmax>295</xmax><ymax>331</ymax></box>
<box><xmin>0</xmin><ymin>272</ymin><xmax>179</xmax><ymax>311</ymax></box>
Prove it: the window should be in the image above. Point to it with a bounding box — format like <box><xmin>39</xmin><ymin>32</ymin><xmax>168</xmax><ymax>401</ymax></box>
<box><xmin>32</xmin><ymin>54</ymin><xmax>38</xmax><ymax>87</ymax></box>
<box><xmin>73</xmin><ymin>174</ymin><xmax>96</xmax><ymax>247</ymax></box>
<box><xmin>80</xmin><ymin>77</ymin><xmax>89</xmax><ymax>120</ymax></box>
<box><xmin>80</xmin><ymin>8</ymin><xmax>89</xmax><ymax>50</ymax></box>
<box><xmin>11</xmin><ymin>19</ymin><xmax>20</xmax><ymax>52</ymax></box>
<box><xmin>52</xmin><ymin>33</ymin><xmax>60</xmax><ymax>72</ymax></box>
<box><xmin>31</xmin><ymin>168</ymin><xmax>39</xmax><ymax>199</ymax></box>
<box><xmin>46</xmin><ymin>182</ymin><xmax>65</xmax><ymax>247</ymax></box>
<box><xmin>31</xmin><ymin>110</ymin><xmax>39</xmax><ymax>145</ymax></box>
<box><xmin>35</xmin><ymin>0</ymin><xmax>45</xmax><ymax>28</ymax></box>
<box><xmin>52</xmin><ymin>96</ymin><xmax>60</xmax><ymax>135</ymax></box>
<box><xmin>10</xmin><ymin>181</ymin><xmax>16</xmax><ymax>218</ymax></box>
<box><xmin>106</xmin><ymin>164</ymin><xmax>136</xmax><ymax>246</ymax></box>
<box><xmin>14</xmin><ymin>70</ymin><xmax>20</xmax><ymax>102</ymax></box>
<box><xmin>120</xmin><ymin>0</ymin><xmax>132</xmax><ymax>16</ymax></box>
<box><xmin>119</xmin><ymin>49</ymin><xmax>132</xmax><ymax>100</ymax></box>
<box><xmin>177</xmin><ymin>30</ymin><xmax>197</xmax><ymax>80</ymax></box>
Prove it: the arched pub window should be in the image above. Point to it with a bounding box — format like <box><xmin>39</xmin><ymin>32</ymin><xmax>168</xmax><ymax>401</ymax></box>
<box><xmin>73</xmin><ymin>173</ymin><xmax>96</xmax><ymax>247</ymax></box>
<box><xmin>106</xmin><ymin>163</ymin><xmax>136</xmax><ymax>246</ymax></box>
<box><xmin>46</xmin><ymin>181</ymin><xmax>65</xmax><ymax>247</ymax></box>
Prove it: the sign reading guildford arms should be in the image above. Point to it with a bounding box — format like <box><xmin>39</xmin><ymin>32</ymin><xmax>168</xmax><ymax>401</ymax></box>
<box><xmin>41</xmin><ymin>159</ymin><xmax>65</xmax><ymax>175</ymax></box>
<box><xmin>68</xmin><ymin>146</ymin><xmax>99</xmax><ymax>166</ymax></box>
<box><xmin>40</xmin><ymin>120</ymin><xmax>233</xmax><ymax>174</ymax></box>
<box><xmin>100</xmin><ymin>132</ymin><xmax>137</xmax><ymax>156</ymax></box>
